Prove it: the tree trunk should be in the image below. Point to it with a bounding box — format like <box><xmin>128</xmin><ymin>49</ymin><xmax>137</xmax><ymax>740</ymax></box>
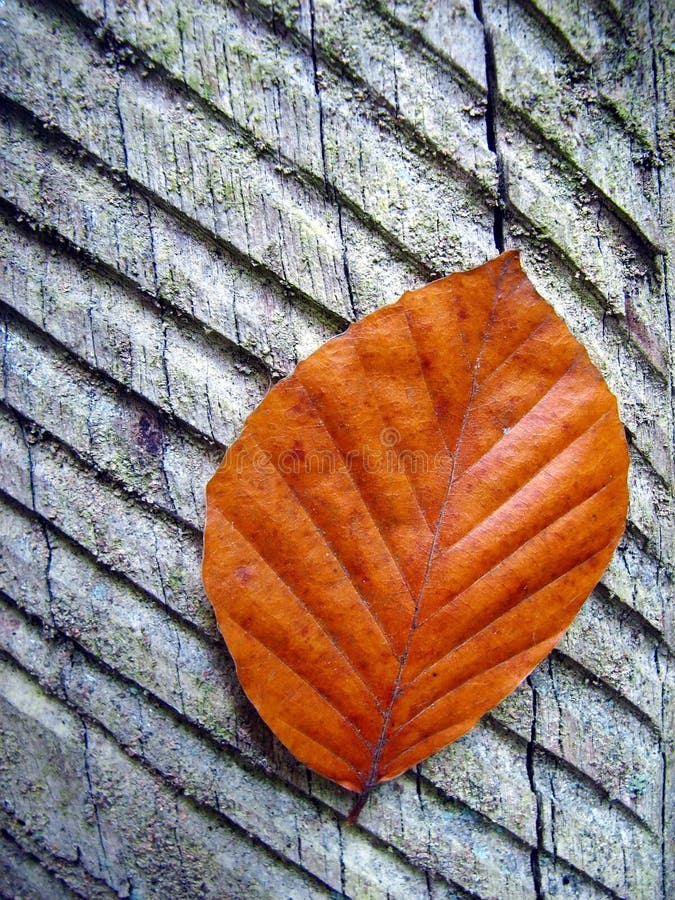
<box><xmin>0</xmin><ymin>0</ymin><xmax>672</xmax><ymax>897</ymax></box>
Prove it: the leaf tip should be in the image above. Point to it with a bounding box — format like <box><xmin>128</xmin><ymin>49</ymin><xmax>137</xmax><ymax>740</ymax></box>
<box><xmin>498</xmin><ymin>246</ymin><xmax>523</xmax><ymax>272</ymax></box>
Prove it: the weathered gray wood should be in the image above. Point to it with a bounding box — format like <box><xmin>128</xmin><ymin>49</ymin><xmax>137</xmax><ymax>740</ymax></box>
<box><xmin>0</xmin><ymin>309</ymin><xmax>668</xmax><ymax>735</ymax></box>
<box><xmin>0</xmin><ymin>829</ymin><xmax>86</xmax><ymax>900</ymax></box>
<box><xmin>0</xmin><ymin>657</ymin><xmax>337</xmax><ymax>899</ymax></box>
<box><xmin>1</xmin><ymin>118</ymin><xmax>670</xmax><ymax>528</ymax></box>
<box><xmin>0</xmin><ymin>0</ymin><xmax>672</xmax><ymax>896</ymax></box>
<box><xmin>485</xmin><ymin>0</ymin><xmax>662</xmax><ymax>248</ymax></box>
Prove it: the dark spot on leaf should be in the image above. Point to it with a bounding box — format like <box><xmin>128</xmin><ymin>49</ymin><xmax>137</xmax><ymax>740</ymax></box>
<box><xmin>235</xmin><ymin>565</ymin><xmax>253</xmax><ymax>584</ymax></box>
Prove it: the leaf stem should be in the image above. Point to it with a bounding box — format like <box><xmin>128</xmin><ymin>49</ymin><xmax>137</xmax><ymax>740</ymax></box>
<box><xmin>346</xmin><ymin>790</ymin><xmax>371</xmax><ymax>824</ymax></box>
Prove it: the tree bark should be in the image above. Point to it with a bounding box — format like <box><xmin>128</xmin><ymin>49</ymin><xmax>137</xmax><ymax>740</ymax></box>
<box><xmin>0</xmin><ymin>0</ymin><xmax>672</xmax><ymax>896</ymax></box>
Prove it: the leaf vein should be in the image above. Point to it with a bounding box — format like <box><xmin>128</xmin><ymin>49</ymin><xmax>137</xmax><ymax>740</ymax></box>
<box><xmin>361</xmin><ymin>255</ymin><xmax>513</xmax><ymax>790</ymax></box>
<box><xmin>382</xmin><ymin>632</ymin><xmax>568</xmax><ymax>774</ymax></box>
<box><xmin>212</xmin><ymin>506</ymin><xmax>385</xmax><ymax>722</ymax></box>
<box><xmin>476</xmin><ymin>310</ymin><xmax>554</xmax><ymax>387</ymax></box>
<box><xmin>421</xmin><ymin>476</ymin><xmax>620</xmax><ymax>633</ymax></box>
<box><xmin>348</xmin><ymin>327</ymin><xmax>437</xmax><ymax>532</ymax></box>
<box><xmin>411</xmin><ymin>555</ymin><xmax>613</xmax><ymax>719</ymax></box>
<box><xmin>222</xmin><ymin>599</ymin><xmax>376</xmax><ymax>755</ymax></box>
<box><xmin>274</xmin><ymin>713</ymin><xmax>366</xmax><ymax>780</ymax></box>
<box><xmin>400</xmin><ymin>305</ymin><xmax>454</xmax><ymax>463</ymax></box>
<box><xmin>248</xmin><ymin>431</ymin><xmax>397</xmax><ymax>670</ymax></box>
<box><xmin>431</xmin><ymin>407</ymin><xmax>613</xmax><ymax>574</ymax></box>
<box><xmin>294</xmin><ymin>377</ymin><xmax>417</xmax><ymax>604</ymax></box>
<box><xmin>447</xmin><ymin>349</ymin><xmax>585</xmax><ymax>486</ymax></box>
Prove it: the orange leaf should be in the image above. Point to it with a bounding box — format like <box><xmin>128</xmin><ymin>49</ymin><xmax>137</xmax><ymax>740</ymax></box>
<box><xmin>202</xmin><ymin>250</ymin><xmax>629</xmax><ymax>806</ymax></box>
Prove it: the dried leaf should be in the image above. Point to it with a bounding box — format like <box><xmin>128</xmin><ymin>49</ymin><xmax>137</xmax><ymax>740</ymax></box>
<box><xmin>203</xmin><ymin>251</ymin><xmax>628</xmax><ymax>804</ymax></box>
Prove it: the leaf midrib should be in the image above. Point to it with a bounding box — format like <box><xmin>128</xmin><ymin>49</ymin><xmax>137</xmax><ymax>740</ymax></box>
<box><xmin>359</xmin><ymin>262</ymin><xmax>508</xmax><ymax>793</ymax></box>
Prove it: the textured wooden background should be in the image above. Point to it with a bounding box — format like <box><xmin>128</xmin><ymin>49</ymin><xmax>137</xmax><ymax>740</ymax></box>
<box><xmin>0</xmin><ymin>0</ymin><xmax>673</xmax><ymax>897</ymax></box>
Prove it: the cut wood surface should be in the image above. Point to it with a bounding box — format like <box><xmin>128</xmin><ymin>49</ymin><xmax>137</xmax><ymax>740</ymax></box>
<box><xmin>0</xmin><ymin>0</ymin><xmax>672</xmax><ymax>898</ymax></box>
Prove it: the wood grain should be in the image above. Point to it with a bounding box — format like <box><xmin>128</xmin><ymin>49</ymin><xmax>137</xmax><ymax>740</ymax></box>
<box><xmin>0</xmin><ymin>0</ymin><xmax>672</xmax><ymax>895</ymax></box>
